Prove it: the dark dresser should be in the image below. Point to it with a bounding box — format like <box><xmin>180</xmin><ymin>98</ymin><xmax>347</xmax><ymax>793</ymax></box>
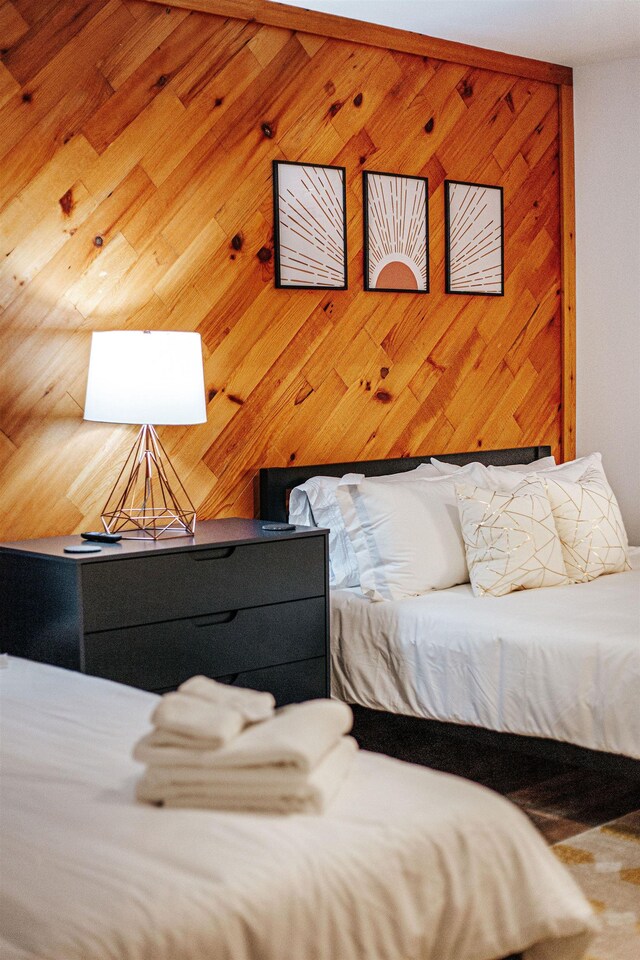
<box><xmin>0</xmin><ymin>519</ymin><xmax>329</xmax><ymax>704</ymax></box>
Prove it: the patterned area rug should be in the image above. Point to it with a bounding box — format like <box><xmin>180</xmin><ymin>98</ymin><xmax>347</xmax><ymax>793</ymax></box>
<box><xmin>553</xmin><ymin>811</ymin><xmax>640</xmax><ymax>960</ymax></box>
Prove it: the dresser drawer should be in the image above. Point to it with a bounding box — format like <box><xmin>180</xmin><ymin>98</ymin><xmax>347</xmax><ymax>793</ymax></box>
<box><xmin>81</xmin><ymin>536</ymin><xmax>325</xmax><ymax>632</ymax></box>
<box><xmin>84</xmin><ymin>596</ymin><xmax>326</xmax><ymax>690</ymax></box>
<box><xmin>216</xmin><ymin>656</ymin><xmax>328</xmax><ymax>705</ymax></box>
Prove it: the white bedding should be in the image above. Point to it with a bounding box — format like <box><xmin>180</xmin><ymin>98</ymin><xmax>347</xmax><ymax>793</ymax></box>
<box><xmin>0</xmin><ymin>657</ymin><xmax>595</xmax><ymax>960</ymax></box>
<box><xmin>331</xmin><ymin>547</ymin><xmax>640</xmax><ymax>759</ymax></box>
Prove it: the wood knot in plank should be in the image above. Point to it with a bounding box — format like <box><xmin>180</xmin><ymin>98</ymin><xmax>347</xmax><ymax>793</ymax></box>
<box><xmin>353</xmin><ymin>92</ymin><xmax>363</xmax><ymax>107</ymax></box>
<box><xmin>294</xmin><ymin>385</ymin><xmax>313</xmax><ymax>406</ymax></box>
<box><xmin>289</xmin><ymin>452</ymin><xmax>296</xmax><ymax>462</ymax></box>
<box><xmin>458</xmin><ymin>79</ymin><xmax>473</xmax><ymax>99</ymax></box>
<box><xmin>156</xmin><ymin>75</ymin><xmax>168</xmax><ymax>88</ymax></box>
<box><xmin>231</xmin><ymin>233</ymin><xmax>243</xmax><ymax>251</ymax></box>
<box><xmin>208</xmin><ymin>388</ymin><xmax>218</xmax><ymax>401</ymax></box>
<box><xmin>227</xmin><ymin>393</ymin><xmax>243</xmax><ymax>406</ymax></box>
<box><xmin>59</xmin><ymin>189</ymin><xmax>74</xmax><ymax>217</ymax></box>
<box><xmin>261</xmin><ymin>122</ymin><xmax>274</xmax><ymax>138</ymax></box>
<box><xmin>504</xmin><ymin>91</ymin><xmax>515</xmax><ymax>113</ymax></box>
<box><xmin>257</xmin><ymin>246</ymin><xmax>272</xmax><ymax>263</ymax></box>
<box><xmin>477</xmin><ymin>438</ymin><xmax>483</xmax><ymax>447</ymax></box>
<box><xmin>375</xmin><ymin>390</ymin><xmax>392</xmax><ymax>403</ymax></box>
<box><xmin>359</xmin><ymin>155</ymin><xmax>367</xmax><ymax>165</ymax></box>
<box><xmin>214</xmin><ymin>97</ymin><xmax>223</xmax><ymax>107</ymax></box>
<box><xmin>94</xmin><ymin>236</ymin><xmax>103</xmax><ymax>247</ymax></box>
<box><xmin>427</xmin><ymin>354</ymin><xmax>445</xmax><ymax>373</ymax></box>
<box><xmin>22</xmin><ymin>92</ymin><xmax>32</xmax><ymax>103</ymax></box>
<box><xmin>424</xmin><ymin>117</ymin><xmax>434</xmax><ymax>133</ymax></box>
<box><xmin>325</xmin><ymin>80</ymin><xmax>336</xmax><ymax>95</ymax></box>
<box><xmin>380</xmin><ymin>367</ymin><xmax>389</xmax><ymax>379</ymax></box>
<box><xmin>328</xmin><ymin>101</ymin><xmax>343</xmax><ymax>117</ymax></box>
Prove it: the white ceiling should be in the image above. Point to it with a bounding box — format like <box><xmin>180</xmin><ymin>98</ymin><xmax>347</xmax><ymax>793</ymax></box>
<box><xmin>275</xmin><ymin>0</ymin><xmax>640</xmax><ymax>67</ymax></box>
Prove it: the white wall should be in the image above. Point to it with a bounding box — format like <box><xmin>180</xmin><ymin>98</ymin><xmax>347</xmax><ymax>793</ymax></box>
<box><xmin>574</xmin><ymin>57</ymin><xmax>640</xmax><ymax>544</ymax></box>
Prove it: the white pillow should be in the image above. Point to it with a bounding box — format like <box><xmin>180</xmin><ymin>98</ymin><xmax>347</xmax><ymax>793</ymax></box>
<box><xmin>334</xmin><ymin>462</ymin><xmax>490</xmax><ymax>601</ymax></box>
<box><xmin>430</xmin><ymin>454</ymin><xmax>556</xmax><ymax>477</ymax></box>
<box><xmin>483</xmin><ymin>452</ymin><xmax>607</xmax><ymax>492</ymax></box>
<box><xmin>288</xmin><ymin>464</ymin><xmax>441</xmax><ymax>589</ymax></box>
<box><xmin>526</xmin><ymin>466</ymin><xmax>630</xmax><ymax>583</ymax></box>
<box><xmin>456</xmin><ymin>479</ymin><xmax>571</xmax><ymax>598</ymax></box>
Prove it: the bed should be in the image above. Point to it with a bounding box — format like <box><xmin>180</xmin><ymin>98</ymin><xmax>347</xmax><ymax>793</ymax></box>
<box><xmin>259</xmin><ymin>447</ymin><xmax>640</xmax><ymax>777</ymax></box>
<box><xmin>0</xmin><ymin>656</ymin><xmax>596</xmax><ymax>960</ymax></box>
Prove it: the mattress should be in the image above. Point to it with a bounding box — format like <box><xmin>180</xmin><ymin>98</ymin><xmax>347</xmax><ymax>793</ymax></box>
<box><xmin>331</xmin><ymin>547</ymin><xmax>640</xmax><ymax>759</ymax></box>
<box><xmin>0</xmin><ymin>657</ymin><xmax>595</xmax><ymax>960</ymax></box>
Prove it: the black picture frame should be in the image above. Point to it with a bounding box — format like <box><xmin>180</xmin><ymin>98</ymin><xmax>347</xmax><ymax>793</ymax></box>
<box><xmin>362</xmin><ymin>170</ymin><xmax>429</xmax><ymax>293</ymax></box>
<box><xmin>272</xmin><ymin>160</ymin><xmax>348</xmax><ymax>290</ymax></box>
<box><xmin>444</xmin><ymin>179</ymin><xmax>504</xmax><ymax>296</ymax></box>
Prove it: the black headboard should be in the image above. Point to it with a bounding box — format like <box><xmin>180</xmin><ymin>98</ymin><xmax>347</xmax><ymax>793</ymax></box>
<box><xmin>259</xmin><ymin>446</ymin><xmax>552</xmax><ymax>522</ymax></box>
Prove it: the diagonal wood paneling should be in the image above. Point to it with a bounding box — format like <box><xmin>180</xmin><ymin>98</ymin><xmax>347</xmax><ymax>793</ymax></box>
<box><xmin>0</xmin><ymin>0</ymin><xmax>568</xmax><ymax>539</ymax></box>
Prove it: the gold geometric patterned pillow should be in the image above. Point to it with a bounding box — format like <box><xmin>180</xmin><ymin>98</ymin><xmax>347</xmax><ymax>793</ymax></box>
<box><xmin>455</xmin><ymin>480</ymin><xmax>571</xmax><ymax>597</ymax></box>
<box><xmin>526</xmin><ymin>466</ymin><xmax>630</xmax><ymax>583</ymax></box>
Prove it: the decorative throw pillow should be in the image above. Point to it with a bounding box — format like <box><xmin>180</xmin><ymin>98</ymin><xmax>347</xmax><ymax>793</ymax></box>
<box><xmin>288</xmin><ymin>464</ymin><xmax>441</xmax><ymax>589</ymax></box>
<box><xmin>525</xmin><ymin>466</ymin><xmax>631</xmax><ymax>583</ymax></box>
<box><xmin>335</xmin><ymin>463</ymin><xmax>490</xmax><ymax>601</ymax></box>
<box><xmin>455</xmin><ymin>480</ymin><xmax>571</xmax><ymax>597</ymax></box>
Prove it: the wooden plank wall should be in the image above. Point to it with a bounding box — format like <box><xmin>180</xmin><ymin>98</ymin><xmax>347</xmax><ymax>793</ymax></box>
<box><xmin>0</xmin><ymin>0</ymin><xmax>572</xmax><ymax>539</ymax></box>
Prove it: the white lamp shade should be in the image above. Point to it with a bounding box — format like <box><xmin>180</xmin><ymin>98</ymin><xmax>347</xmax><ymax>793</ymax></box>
<box><xmin>84</xmin><ymin>331</ymin><xmax>207</xmax><ymax>425</ymax></box>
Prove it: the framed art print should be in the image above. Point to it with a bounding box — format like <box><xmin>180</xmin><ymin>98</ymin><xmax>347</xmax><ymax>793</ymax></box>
<box><xmin>363</xmin><ymin>171</ymin><xmax>429</xmax><ymax>292</ymax></box>
<box><xmin>445</xmin><ymin>180</ymin><xmax>504</xmax><ymax>295</ymax></box>
<box><xmin>272</xmin><ymin>160</ymin><xmax>347</xmax><ymax>289</ymax></box>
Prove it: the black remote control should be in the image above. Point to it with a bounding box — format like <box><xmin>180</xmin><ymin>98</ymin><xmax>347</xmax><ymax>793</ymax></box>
<box><xmin>81</xmin><ymin>531</ymin><xmax>123</xmax><ymax>543</ymax></box>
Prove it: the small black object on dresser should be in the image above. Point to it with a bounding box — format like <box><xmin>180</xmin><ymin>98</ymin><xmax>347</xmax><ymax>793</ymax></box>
<box><xmin>0</xmin><ymin>519</ymin><xmax>329</xmax><ymax>705</ymax></box>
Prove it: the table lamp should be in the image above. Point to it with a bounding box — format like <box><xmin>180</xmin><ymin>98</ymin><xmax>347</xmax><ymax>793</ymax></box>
<box><xmin>84</xmin><ymin>330</ymin><xmax>207</xmax><ymax>539</ymax></box>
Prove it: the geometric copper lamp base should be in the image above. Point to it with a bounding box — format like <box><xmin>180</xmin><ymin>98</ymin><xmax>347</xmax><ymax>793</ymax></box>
<box><xmin>101</xmin><ymin>424</ymin><xmax>197</xmax><ymax>540</ymax></box>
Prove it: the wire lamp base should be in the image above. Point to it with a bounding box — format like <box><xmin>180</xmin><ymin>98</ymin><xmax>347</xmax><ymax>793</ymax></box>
<box><xmin>101</xmin><ymin>424</ymin><xmax>196</xmax><ymax>540</ymax></box>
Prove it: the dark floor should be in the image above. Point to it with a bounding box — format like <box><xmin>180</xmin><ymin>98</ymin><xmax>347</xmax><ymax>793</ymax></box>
<box><xmin>351</xmin><ymin>706</ymin><xmax>640</xmax><ymax>844</ymax></box>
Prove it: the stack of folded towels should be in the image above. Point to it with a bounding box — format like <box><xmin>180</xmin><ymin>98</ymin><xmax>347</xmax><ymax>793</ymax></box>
<box><xmin>133</xmin><ymin>675</ymin><xmax>358</xmax><ymax>815</ymax></box>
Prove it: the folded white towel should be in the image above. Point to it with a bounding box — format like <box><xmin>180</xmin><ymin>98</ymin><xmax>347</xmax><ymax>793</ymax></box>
<box><xmin>135</xmin><ymin>699</ymin><xmax>353</xmax><ymax>772</ymax></box>
<box><xmin>136</xmin><ymin>736</ymin><xmax>358</xmax><ymax>814</ymax></box>
<box><xmin>135</xmin><ymin>728</ymin><xmax>233</xmax><ymax>753</ymax></box>
<box><xmin>178</xmin><ymin>675</ymin><xmax>275</xmax><ymax>723</ymax></box>
<box><xmin>150</xmin><ymin>692</ymin><xmax>245</xmax><ymax>745</ymax></box>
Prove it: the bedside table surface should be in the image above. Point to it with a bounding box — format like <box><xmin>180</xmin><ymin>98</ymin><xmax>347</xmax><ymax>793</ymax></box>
<box><xmin>0</xmin><ymin>518</ymin><xmax>323</xmax><ymax>561</ymax></box>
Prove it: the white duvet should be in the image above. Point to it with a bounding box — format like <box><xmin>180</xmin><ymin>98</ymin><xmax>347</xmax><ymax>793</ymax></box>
<box><xmin>0</xmin><ymin>658</ymin><xmax>595</xmax><ymax>960</ymax></box>
<box><xmin>331</xmin><ymin>547</ymin><xmax>640</xmax><ymax>759</ymax></box>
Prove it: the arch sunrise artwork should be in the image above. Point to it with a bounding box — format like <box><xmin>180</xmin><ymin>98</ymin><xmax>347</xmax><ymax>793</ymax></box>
<box><xmin>363</xmin><ymin>171</ymin><xmax>429</xmax><ymax>293</ymax></box>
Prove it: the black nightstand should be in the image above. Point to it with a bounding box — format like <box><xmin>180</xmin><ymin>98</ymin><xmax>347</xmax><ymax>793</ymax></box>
<box><xmin>0</xmin><ymin>519</ymin><xmax>329</xmax><ymax>705</ymax></box>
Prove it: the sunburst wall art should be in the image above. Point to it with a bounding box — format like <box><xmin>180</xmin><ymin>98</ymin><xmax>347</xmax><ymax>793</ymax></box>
<box><xmin>272</xmin><ymin>160</ymin><xmax>347</xmax><ymax>290</ymax></box>
<box><xmin>363</xmin><ymin>171</ymin><xmax>429</xmax><ymax>293</ymax></box>
<box><xmin>445</xmin><ymin>180</ymin><xmax>504</xmax><ymax>295</ymax></box>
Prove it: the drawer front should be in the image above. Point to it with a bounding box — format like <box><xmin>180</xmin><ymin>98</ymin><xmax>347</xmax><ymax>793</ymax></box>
<box><xmin>84</xmin><ymin>597</ymin><xmax>326</xmax><ymax>691</ymax></box>
<box><xmin>81</xmin><ymin>536</ymin><xmax>325</xmax><ymax>632</ymax></box>
<box><xmin>216</xmin><ymin>657</ymin><xmax>328</xmax><ymax>706</ymax></box>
